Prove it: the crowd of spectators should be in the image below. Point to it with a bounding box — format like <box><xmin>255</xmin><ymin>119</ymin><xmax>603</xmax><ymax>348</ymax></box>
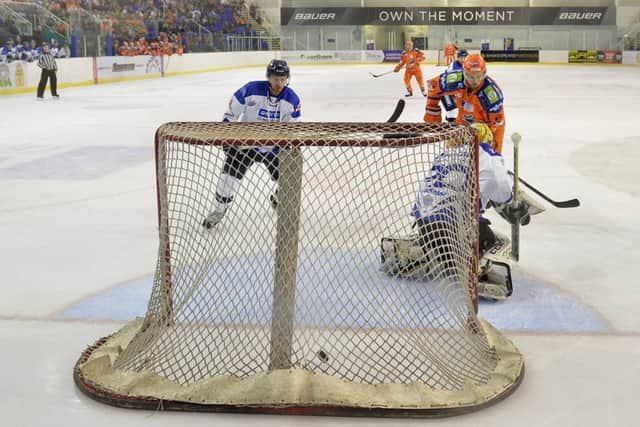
<box><xmin>115</xmin><ymin>32</ymin><xmax>183</xmax><ymax>56</ymax></box>
<box><xmin>1</xmin><ymin>36</ymin><xmax>69</xmax><ymax>63</ymax></box>
<box><xmin>1</xmin><ymin>0</ymin><xmax>262</xmax><ymax>59</ymax></box>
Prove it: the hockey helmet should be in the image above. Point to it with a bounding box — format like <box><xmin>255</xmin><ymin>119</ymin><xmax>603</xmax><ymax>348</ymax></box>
<box><xmin>457</xmin><ymin>49</ymin><xmax>469</xmax><ymax>59</ymax></box>
<box><xmin>463</xmin><ymin>53</ymin><xmax>486</xmax><ymax>75</ymax></box>
<box><xmin>463</xmin><ymin>53</ymin><xmax>486</xmax><ymax>87</ymax></box>
<box><xmin>266</xmin><ymin>59</ymin><xmax>290</xmax><ymax>78</ymax></box>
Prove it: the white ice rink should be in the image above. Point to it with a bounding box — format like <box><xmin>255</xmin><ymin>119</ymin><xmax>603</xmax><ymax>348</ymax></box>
<box><xmin>1</xmin><ymin>62</ymin><xmax>639</xmax><ymax>426</ymax></box>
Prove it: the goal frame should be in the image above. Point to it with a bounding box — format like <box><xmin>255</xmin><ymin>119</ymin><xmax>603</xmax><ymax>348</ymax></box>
<box><xmin>74</xmin><ymin>121</ymin><xmax>523</xmax><ymax>417</ymax></box>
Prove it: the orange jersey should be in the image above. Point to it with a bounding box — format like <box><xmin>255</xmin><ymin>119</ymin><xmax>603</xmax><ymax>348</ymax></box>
<box><xmin>425</xmin><ymin>71</ymin><xmax>506</xmax><ymax>152</ymax></box>
<box><xmin>399</xmin><ymin>49</ymin><xmax>424</xmax><ymax>71</ymax></box>
<box><xmin>444</xmin><ymin>44</ymin><xmax>456</xmax><ymax>57</ymax></box>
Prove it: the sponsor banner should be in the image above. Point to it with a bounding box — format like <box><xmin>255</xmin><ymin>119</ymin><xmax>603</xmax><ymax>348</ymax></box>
<box><xmin>282</xmin><ymin>7</ymin><xmax>614</xmax><ymax>26</ymax></box>
<box><xmin>597</xmin><ymin>50</ymin><xmax>622</xmax><ymax>64</ymax></box>
<box><xmin>364</xmin><ymin>50</ymin><xmax>384</xmax><ymax>62</ymax></box>
<box><xmin>382</xmin><ymin>50</ymin><xmax>403</xmax><ymax>63</ymax></box>
<box><xmin>622</xmin><ymin>51</ymin><xmax>640</xmax><ymax>65</ymax></box>
<box><xmin>95</xmin><ymin>55</ymin><xmax>163</xmax><ymax>80</ymax></box>
<box><xmin>568</xmin><ymin>50</ymin><xmax>622</xmax><ymax>64</ymax></box>
<box><xmin>0</xmin><ymin>61</ymin><xmax>30</xmax><ymax>89</ymax></box>
<box><xmin>481</xmin><ymin>50</ymin><xmax>539</xmax><ymax>63</ymax></box>
<box><xmin>279</xmin><ymin>50</ymin><xmax>384</xmax><ymax>63</ymax></box>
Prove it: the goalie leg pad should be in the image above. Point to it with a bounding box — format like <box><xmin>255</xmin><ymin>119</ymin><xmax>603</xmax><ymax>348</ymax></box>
<box><xmin>478</xmin><ymin>261</ymin><xmax>513</xmax><ymax>300</ymax></box>
<box><xmin>380</xmin><ymin>235</ymin><xmax>430</xmax><ymax>277</ymax></box>
<box><xmin>478</xmin><ymin>229</ymin><xmax>513</xmax><ymax>300</ymax></box>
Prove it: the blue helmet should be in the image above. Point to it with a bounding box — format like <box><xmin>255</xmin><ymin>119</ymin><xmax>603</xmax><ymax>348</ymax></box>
<box><xmin>266</xmin><ymin>59</ymin><xmax>290</xmax><ymax>78</ymax></box>
<box><xmin>457</xmin><ymin>49</ymin><xmax>469</xmax><ymax>59</ymax></box>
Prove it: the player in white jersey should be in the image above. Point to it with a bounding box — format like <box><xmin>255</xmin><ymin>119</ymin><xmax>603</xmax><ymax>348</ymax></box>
<box><xmin>445</xmin><ymin>49</ymin><xmax>468</xmax><ymax>72</ymax></box>
<box><xmin>202</xmin><ymin>59</ymin><xmax>302</xmax><ymax>228</ymax></box>
<box><xmin>381</xmin><ymin>123</ymin><xmax>544</xmax><ymax>298</ymax></box>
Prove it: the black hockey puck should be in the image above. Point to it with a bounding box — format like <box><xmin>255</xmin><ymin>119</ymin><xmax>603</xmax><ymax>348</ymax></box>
<box><xmin>316</xmin><ymin>350</ymin><xmax>329</xmax><ymax>363</ymax></box>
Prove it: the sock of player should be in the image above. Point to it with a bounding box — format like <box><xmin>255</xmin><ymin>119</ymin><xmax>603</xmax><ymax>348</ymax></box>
<box><xmin>213</xmin><ymin>173</ymin><xmax>241</xmax><ymax>213</ymax></box>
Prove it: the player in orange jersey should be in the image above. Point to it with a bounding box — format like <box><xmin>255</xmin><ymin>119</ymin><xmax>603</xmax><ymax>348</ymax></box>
<box><xmin>424</xmin><ymin>53</ymin><xmax>506</xmax><ymax>152</ymax></box>
<box><xmin>443</xmin><ymin>43</ymin><xmax>457</xmax><ymax>67</ymax></box>
<box><xmin>393</xmin><ymin>40</ymin><xmax>426</xmax><ymax>97</ymax></box>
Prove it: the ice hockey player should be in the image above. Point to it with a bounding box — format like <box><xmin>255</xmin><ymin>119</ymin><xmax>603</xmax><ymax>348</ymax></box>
<box><xmin>380</xmin><ymin>123</ymin><xmax>544</xmax><ymax>299</ymax></box>
<box><xmin>424</xmin><ymin>53</ymin><xmax>506</xmax><ymax>153</ymax></box>
<box><xmin>202</xmin><ymin>59</ymin><xmax>302</xmax><ymax>229</ymax></box>
<box><xmin>443</xmin><ymin>43</ymin><xmax>457</xmax><ymax>67</ymax></box>
<box><xmin>393</xmin><ymin>40</ymin><xmax>426</xmax><ymax>97</ymax></box>
<box><xmin>446</xmin><ymin>49</ymin><xmax>468</xmax><ymax>72</ymax></box>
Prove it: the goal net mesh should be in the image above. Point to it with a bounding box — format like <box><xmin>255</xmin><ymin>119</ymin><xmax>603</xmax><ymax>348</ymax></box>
<box><xmin>74</xmin><ymin>122</ymin><xmax>523</xmax><ymax>416</ymax></box>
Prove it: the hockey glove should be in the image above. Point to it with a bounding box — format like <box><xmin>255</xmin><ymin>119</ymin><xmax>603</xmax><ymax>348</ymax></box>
<box><xmin>496</xmin><ymin>201</ymin><xmax>530</xmax><ymax>226</ymax></box>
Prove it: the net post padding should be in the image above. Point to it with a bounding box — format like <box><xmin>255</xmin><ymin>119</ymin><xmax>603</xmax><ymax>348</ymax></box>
<box><xmin>74</xmin><ymin>318</ymin><xmax>523</xmax><ymax>416</ymax></box>
<box><xmin>75</xmin><ymin>122</ymin><xmax>524</xmax><ymax>417</ymax></box>
<box><xmin>270</xmin><ymin>146</ymin><xmax>303</xmax><ymax>370</ymax></box>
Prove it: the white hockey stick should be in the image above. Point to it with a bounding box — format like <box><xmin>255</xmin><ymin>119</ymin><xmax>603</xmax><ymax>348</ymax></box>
<box><xmin>369</xmin><ymin>70</ymin><xmax>394</xmax><ymax>78</ymax></box>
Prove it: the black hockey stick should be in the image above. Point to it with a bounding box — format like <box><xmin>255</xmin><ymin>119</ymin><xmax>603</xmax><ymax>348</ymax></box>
<box><xmin>369</xmin><ymin>70</ymin><xmax>394</xmax><ymax>78</ymax></box>
<box><xmin>508</xmin><ymin>171</ymin><xmax>580</xmax><ymax>208</ymax></box>
<box><xmin>386</xmin><ymin>99</ymin><xmax>405</xmax><ymax>123</ymax></box>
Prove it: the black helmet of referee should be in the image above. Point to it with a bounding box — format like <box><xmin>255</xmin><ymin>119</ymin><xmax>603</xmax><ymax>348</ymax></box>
<box><xmin>266</xmin><ymin>59</ymin><xmax>290</xmax><ymax>78</ymax></box>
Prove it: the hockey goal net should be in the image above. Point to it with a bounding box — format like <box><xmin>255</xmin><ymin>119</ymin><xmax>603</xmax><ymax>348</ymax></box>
<box><xmin>74</xmin><ymin>122</ymin><xmax>523</xmax><ymax>417</ymax></box>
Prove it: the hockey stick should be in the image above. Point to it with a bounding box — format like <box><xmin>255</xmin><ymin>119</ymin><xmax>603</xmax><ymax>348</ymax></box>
<box><xmin>369</xmin><ymin>70</ymin><xmax>394</xmax><ymax>78</ymax></box>
<box><xmin>507</xmin><ymin>171</ymin><xmax>580</xmax><ymax>208</ymax></box>
<box><xmin>510</xmin><ymin>133</ymin><xmax>521</xmax><ymax>262</ymax></box>
<box><xmin>386</xmin><ymin>99</ymin><xmax>405</xmax><ymax>123</ymax></box>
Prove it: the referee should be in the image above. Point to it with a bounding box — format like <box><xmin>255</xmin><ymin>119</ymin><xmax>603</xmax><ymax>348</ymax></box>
<box><xmin>36</xmin><ymin>42</ymin><xmax>59</xmax><ymax>99</ymax></box>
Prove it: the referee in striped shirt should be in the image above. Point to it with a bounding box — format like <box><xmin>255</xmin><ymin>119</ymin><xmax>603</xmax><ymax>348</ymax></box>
<box><xmin>36</xmin><ymin>42</ymin><xmax>59</xmax><ymax>99</ymax></box>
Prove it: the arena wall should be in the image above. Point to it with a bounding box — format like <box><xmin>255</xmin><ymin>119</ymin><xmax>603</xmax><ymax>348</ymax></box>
<box><xmin>1</xmin><ymin>49</ymin><xmax>638</xmax><ymax>96</ymax></box>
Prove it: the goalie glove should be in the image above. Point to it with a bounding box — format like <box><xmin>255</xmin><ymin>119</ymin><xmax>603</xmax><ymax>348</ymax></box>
<box><xmin>495</xmin><ymin>190</ymin><xmax>545</xmax><ymax>226</ymax></box>
<box><xmin>496</xmin><ymin>201</ymin><xmax>530</xmax><ymax>225</ymax></box>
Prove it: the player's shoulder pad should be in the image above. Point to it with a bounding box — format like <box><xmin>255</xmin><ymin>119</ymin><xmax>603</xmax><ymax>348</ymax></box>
<box><xmin>479</xmin><ymin>142</ymin><xmax>502</xmax><ymax>157</ymax></box>
<box><xmin>281</xmin><ymin>87</ymin><xmax>302</xmax><ymax>118</ymax></box>
<box><xmin>234</xmin><ymin>80</ymin><xmax>268</xmax><ymax>103</ymax></box>
<box><xmin>477</xmin><ymin>77</ymin><xmax>504</xmax><ymax>113</ymax></box>
<box><xmin>439</xmin><ymin>70</ymin><xmax>464</xmax><ymax>92</ymax></box>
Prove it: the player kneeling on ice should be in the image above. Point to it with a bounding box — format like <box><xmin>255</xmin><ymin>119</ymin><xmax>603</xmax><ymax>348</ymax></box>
<box><xmin>380</xmin><ymin>123</ymin><xmax>544</xmax><ymax>300</ymax></box>
<box><xmin>202</xmin><ymin>59</ymin><xmax>302</xmax><ymax>229</ymax></box>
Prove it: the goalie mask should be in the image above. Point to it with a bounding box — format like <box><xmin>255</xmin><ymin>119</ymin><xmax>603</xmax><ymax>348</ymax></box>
<box><xmin>463</xmin><ymin>53</ymin><xmax>486</xmax><ymax>89</ymax></box>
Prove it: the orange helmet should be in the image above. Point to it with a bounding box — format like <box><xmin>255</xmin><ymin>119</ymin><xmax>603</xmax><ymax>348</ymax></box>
<box><xmin>463</xmin><ymin>53</ymin><xmax>486</xmax><ymax>75</ymax></box>
<box><xmin>463</xmin><ymin>53</ymin><xmax>486</xmax><ymax>88</ymax></box>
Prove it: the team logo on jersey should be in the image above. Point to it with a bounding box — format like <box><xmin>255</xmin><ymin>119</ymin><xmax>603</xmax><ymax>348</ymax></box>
<box><xmin>483</xmin><ymin>86</ymin><xmax>499</xmax><ymax>104</ymax></box>
<box><xmin>258</xmin><ymin>108</ymin><xmax>281</xmax><ymax>120</ymax></box>
<box><xmin>445</xmin><ymin>73</ymin><xmax>462</xmax><ymax>84</ymax></box>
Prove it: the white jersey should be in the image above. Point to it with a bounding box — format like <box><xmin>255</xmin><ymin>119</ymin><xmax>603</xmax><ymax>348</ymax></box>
<box><xmin>412</xmin><ymin>143</ymin><xmax>513</xmax><ymax>222</ymax></box>
<box><xmin>223</xmin><ymin>80</ymin><xmax>301</xmax><ymax>153</ymax></box>
<box><xmin>223</xmin><ymin>80</ymin><xmax>301</xmax><ymax>124</ymax></box>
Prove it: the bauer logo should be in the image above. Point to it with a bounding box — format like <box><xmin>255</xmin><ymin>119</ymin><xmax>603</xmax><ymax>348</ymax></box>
<box><xmin>293</xmin><ymin>13</ymin><xmax>336</xmax><ymax>22</ymax></box>
<box><xmin>556</xmin><ymin>10</ymin><xmax>605</xmax><ymax>24</ymax></box>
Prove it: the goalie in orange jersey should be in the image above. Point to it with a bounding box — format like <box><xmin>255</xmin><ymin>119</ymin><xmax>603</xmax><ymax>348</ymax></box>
<box><xmin>424</xmin><ymin>53</ymin><xmax>506</xmax><ymax>153</ymax></box>
<box><xmin>393</xmin><ymin>40</ymin><xmax>426</xmax><ymax>97</ymax></box>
